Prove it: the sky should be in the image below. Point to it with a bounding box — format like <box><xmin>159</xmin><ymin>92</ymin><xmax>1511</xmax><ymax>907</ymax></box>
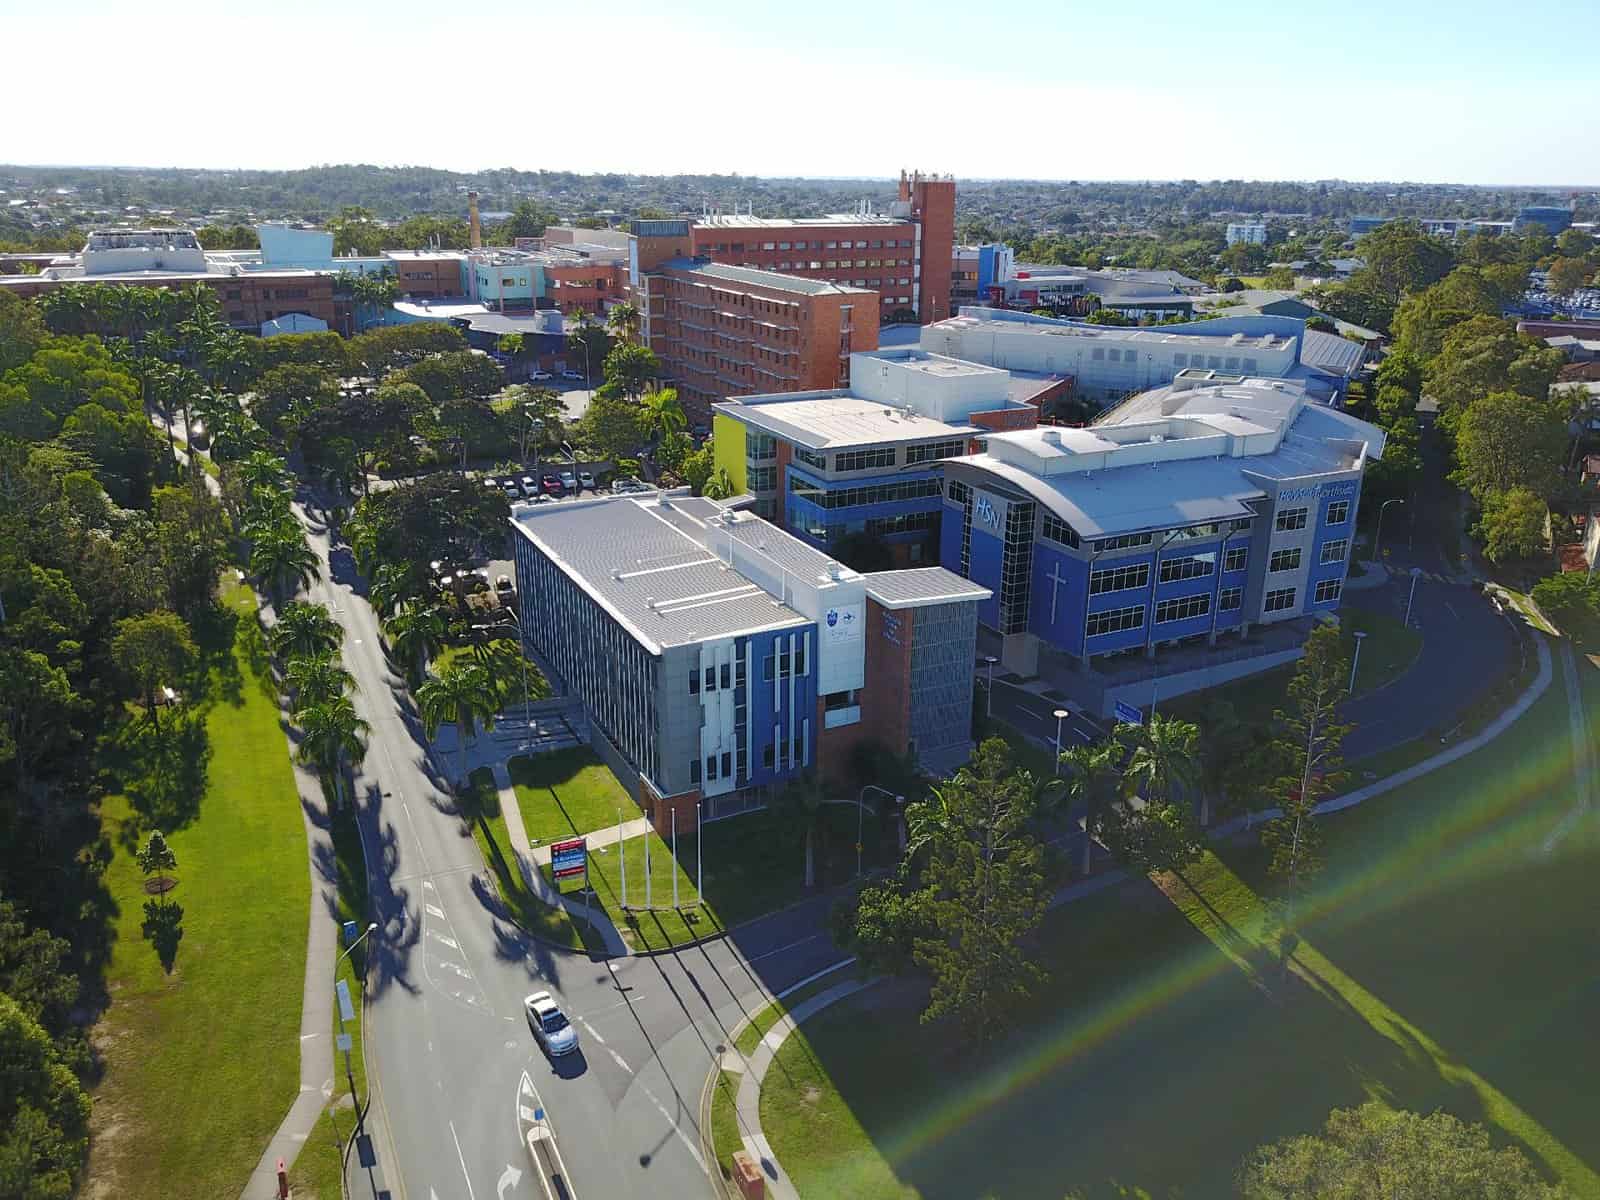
<box><xmin>7</xmin><ymin>0</ymin><xmax>1600</xmax><ymax>186</ymax></box>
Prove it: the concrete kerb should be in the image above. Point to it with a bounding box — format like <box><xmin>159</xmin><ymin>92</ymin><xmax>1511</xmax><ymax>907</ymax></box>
<box><xmin>707</xmin><ymin>632</ymin><xmax>1557</xmax><ymax>1200</ymax></box>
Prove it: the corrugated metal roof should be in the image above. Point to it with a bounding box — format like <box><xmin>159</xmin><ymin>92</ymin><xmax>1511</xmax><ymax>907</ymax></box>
<box><xmin>1299</xmin><ymin>329</ymin><xmax>1365</xmax><ymax>377</ymax></box>
<box><xmin>512</xmin><ymin>497</ymin><xmax>808</xmax><ymax>652</ymax></box>
<box><xmin>630</xmin><ymin>219</ymin><xmax>690</xmax><ymax>237</ymax></box>
<box><xmin>864</xmin><ymin>569</ymin><xmax>990</xmax><ymax>609</ymax></box>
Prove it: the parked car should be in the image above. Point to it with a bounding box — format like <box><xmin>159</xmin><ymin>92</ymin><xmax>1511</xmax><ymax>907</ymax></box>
<box><xmin>541</xmin><ymin>473</ymin><xmax>563</xmax><ymax>496</ymax></box>
<box><xmin>560</xmin><ymin>469</ymin><xmax>577</xmax><ymax>491</ymax></box>
<box><xmin>530</xmin><ymin>369</ymin><xmax>553</xmax><ymax>381</ymax></box>
<box><xmin>495</xmin><ymin>574</ymin><xmax>513</xmax><ymax>593</ymax></box>
<box><xmin>578</xmin><ymin>469</ymin><xmax>597</xmax><ymax>490</ymax></box>
<box><xmin>482</xmin><ymin>477</ymin><xmax>501</xmax><ymax>494</ymax></box>
<box><xmin>502</xmin><ymin>479</ymin><xmax>522</xmax><ymax>499</ymax></box>
<box><xmin>524</xmin><ymin>991</ymin><xmax>578</xmax><ymax>1057</ymax></box>
<box><xmin>560</xmin><ymin>368</ymin><xmax>584</xmax><ymax>381</ymax></box>
<box><xmin>520</xmin><ymin>475</ymin><xmax>538</xmax><ymax>496</ymax></box>
<box><xmin>611</xmin><ymin>476</ymin><xmax>650</xmax><ymax>494</ymax></box>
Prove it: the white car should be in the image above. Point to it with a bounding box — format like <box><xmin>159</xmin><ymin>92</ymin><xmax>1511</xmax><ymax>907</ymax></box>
<box><xmin>530</xmin><ymin>370</ymin><xmax>553</xmax><ymax>381</ymax></box>
<box><xmin>521</xmin><ymin>475</ymin><xmax>538</xmax><ymax>495</ymax></box>
<box><xmin>560</xmin><ymin>470</ymin><xmax>577</xmax><ymax>491</ymax></box>
<box><xmin>578</xmin><ymin>470</ymin><xmax>597</xmax><ymax>490</ymax></box>
<box><xmin>524</xmin><ymin>992</ymin><xmax>579</xmax><ymax>1057</ymax></box>
<box><xmin>560</xmin><ymin>368</ymin><xmax>584</xmax><ymax>381</ymax></box>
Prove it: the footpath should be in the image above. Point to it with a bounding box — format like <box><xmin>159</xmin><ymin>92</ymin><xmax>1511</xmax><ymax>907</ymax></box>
<box><xmin>718</xmin><ymin>630</ymin><xmax>1558</xmax><ymax>1200</ymax></box>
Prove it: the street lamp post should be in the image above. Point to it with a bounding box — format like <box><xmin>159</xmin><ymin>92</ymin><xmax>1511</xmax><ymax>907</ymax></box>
<box><xmin>1053</xmin><ymin>708</ymin><xmax>1070</xmax><ymax>775</ymax></box>
<box><xmin>857</xmin><ymin>784</ymin><xmax>904</xmax><ymax>879</ymax></box>
<box><xmin>1348</xmin><ymin>630</ymin><xmax>1368</xmax><ymax>694</ymax></box>
<box><xmin>494</xmin><ymin>609</ymin><xmax>533</xmax><ymax>729</ymax></box>
<box><xmin>335</xmin><ymin>921</ymin><xmax>378</xmax><ymax>1170</ymax></box>
<box><xmin>981</xmin><ymin>655</ymin><xmax>999</xmax><ymax>718</ymax></box>
<box><xmin>1372</xmin><ymin>498</ymin><xmax>1404</xmax><ymax>564</ymax></box>
<box><xmin>1405</xmin><ymin>566</ymin><xmax>1422</xmax><ymax>627</ymax></box>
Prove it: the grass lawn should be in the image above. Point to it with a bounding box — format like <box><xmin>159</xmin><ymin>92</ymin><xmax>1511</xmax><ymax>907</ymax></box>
<box><xmin>462</xmin><ymin>768</ymin><xmax>589</xmax><ymax>952</ymax></box>
<box><xmin>509</xmin><ymin>747</ymin><xmax>638</xmax><ymax>847</ymax></box>
<box><xmin>762</xmin><ymin>661</ymin><xmax>1600</xmax><ymax>1199</ymax></box>
<box><xmin>85</xmin><ymin>579</ymin><xmax>309</xmax><ymax>1200</ymax></box>
<box><xmin>552</xmin><ymin>824</ymin><xmax>721</xmax><ymax>952</ymax></box>
<box><xmin>708</xmin><ymin>1069</ymin><xmax>746</xmax><ymax>1183</ymax></box>
<box><xmin>734</xmin><ymin>965</ymin><xmax>860</xmax><ymax>1058</ymax></box>
<box><xmin>1166</xmin><ymin>608</ymin><xmax>1422</xmax><ymax>733</ymax></box>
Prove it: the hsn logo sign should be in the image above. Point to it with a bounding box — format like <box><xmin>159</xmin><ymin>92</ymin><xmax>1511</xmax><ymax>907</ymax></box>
<box><xmin>974</xmin><ymin>496</ymin><xmax>1001</xmax><ymax>529</ymax></box>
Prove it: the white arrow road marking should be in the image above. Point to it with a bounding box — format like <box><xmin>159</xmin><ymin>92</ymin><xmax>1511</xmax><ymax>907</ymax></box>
<box><xmin>425</xmin><ymin>903</ymin><xmax>446</xmax><ymax>919</ymax></box>
<box><xmin>497</xmin><ymin>1163</ymin><xmax>523</xmax><ymax>1199</ymax></box>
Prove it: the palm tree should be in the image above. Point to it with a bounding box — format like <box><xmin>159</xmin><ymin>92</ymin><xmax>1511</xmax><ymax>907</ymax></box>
<box><xmin>235</xmin><ymin>450</ymin><xmax>292</xmax><ymax>494</ymax></box>
<box><xmin>384</xmin><ymin>604</ymin><xmax>446</xmax><ymax>685</ymax></box>
<box><xmin>367</xmin><ymin>560</ymin><xmax>425</xmax><ymax>620</ymax></box>
<box><xmin>251</xmin><ymin>525</ymin><xmax>321</xmax><ymax>606</ymax></box>
<box><xmin>771</xmin><ymin>773</ymin><xmax>829</xmax><ymax>888</ymax></box>
<box><xmin>1060</xmin><ymin>740</ymin><xmax>1122</xmax><ymax>876</ymax></box>
<box><xmin>605</xmin><ymin>301</ymin><xmax>641</xmax><ymax>345</ymax></box>
<box><xmin>416</xmin><ymin>660</ymin><xmax>499</xmax><ymax>789</ymax></box>
<box><xmin>640</xmin><ymin>387</ymin><xmax>687</xmax><ymax>442</ymax></box>
<box><xmin>284</xmin><ymin>652</ymin><xmax>355</xmax><ymax>715</ymax></box>
<box><xmin>1118</xmin><ymin>713</ymin><xmax>1201</xmax><ymax>811</ymax></box>
<box><xmin>296</xmin><ymin>695</ymin><xmax>369</xmax><ymax>810</ymax></box>
<box><xmin>269</xmin><ymin>601</ymin><xmax>343</xmax><ymax>663</ymax></box>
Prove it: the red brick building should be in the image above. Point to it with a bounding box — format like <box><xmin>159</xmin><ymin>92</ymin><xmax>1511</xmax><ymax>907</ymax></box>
<box><xmin>690</xmin><ymin>170</ymin><xmax>958</xmax><ymax>326</ymax></box>
<box><xmin>631</xmin><ymin>221</ymin><xmax>880</xmax><ymax>425</ymax></box>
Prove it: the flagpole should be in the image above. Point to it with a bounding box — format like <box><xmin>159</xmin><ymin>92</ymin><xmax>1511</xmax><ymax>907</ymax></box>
<box><xmin>672</xmin><ymin>809</ymin><xmax>679</xmax><ymax>909</ymax></box>
<box><xmin>617</xmin><ymin>807</ymin><xmax>625</xmax><ymax>909</ymax></box>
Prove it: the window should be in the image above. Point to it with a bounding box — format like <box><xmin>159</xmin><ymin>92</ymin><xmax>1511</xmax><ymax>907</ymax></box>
<box><xmin>1156</xmin><ymin>594</ymin><xmax>1211</xmax><ymax>624</ymax></box>
<box><xmin>690</xmin><ymin>759</ymin><xmax>701</xmax><ymax>784</ymax></box>
<box><xmin>720</xmin><ymin>662</ymin><xmax>731</xmax><ymax>690</ymax></box>
<box><xmin>1314</xmin><ymin>578</ymin><xmax>1343</xmax><ymax>603</ymax></box>
<box><xmin>1040</xmin><ymin>513</ymin><xmax>1079</xmax><ymax>549</ymax></box>
<box><xmin>1264</xmin><ymin>587</ymin><xmax>1297</xmax><ymax>613</ymax></box>
<box><xmin>1223</xmin><ymin>546</ymin><xmax>1248</xmax><ymax>572</ymax></box>
<box><xmin>1087</xmin><ymin>604</ymin><xmax>1145</xmax><ymax>637</ymax></box>
<box><xmin>1220</xmin><ymin>586</ymin><xmax>1243</xmax><ymax>611</ymax></box>
<box><xmin>793</xmin><ymin>446</ymin><xmax>827</xmax><ymax>470</ymax></box>
<box><xmin>1269</xmin><ymin>548</ymin><xmax>1302</xmax><ymax>573</ymax></box>
<box><xmin>947</xmin><ymin>479</ymin><xmax>971</xmax><ymax>505</ymax></box>
<box><xmin>1326</xmin><ymin>499</ymin><xmax>1350</xmax><ymax>525</ymax></box>
<box><xmin>1320</xmin><ymin>538</ymin><xmax>1348</xmax><ymax>565</ymax></box>
<box><xmin>704</xmin><ymin>665</ymin><xmax>716</xmax><ymax>690</ymax></box>
<box><xmin>864</xmin><ymin>511</ymin><xmax>937</xmax><ymax>537</ymax></box>
<box><xmin>834</xmin><ymin>447</ymin><xmax>897</xmax><ymax>472</ymax></box>
<box><xmin>762</xmin><ymin>643</ymin><xmax>809</xmax><ymax>681</ymax></box>
<box><xmin>788</xmin><ymin>474</ymin><xmax>941</xmax><ymax>510</ymax></box>
<box><xmin>905</xmin><ymin>438</ymin><xmax>966</xmax><ymax>464</ymax></box>
<box><xmin>1092</xmin><ymin>532</ymin><xmax>1156</xmax><ymax>552</ymax></box>
<box><xmin>1090</xmin><ymin>562</ymin><xmax>1150</xmax><ymax>595</ymax></box>
<box><xmin>1159</xmin><ymin>553</ymin><xmax>1215</xmax><ymax>584</ymax></box>
<box><xmin>689</xmin><ymin>670</ymin><xmax>699</xmax><ymax>695</ymax></box>
<box><xmin>721</xmin><ymin>751</ymin><xmax>732</xmax><ymax>779</ymax></box>
<box><xmin>705</xmin><ymin>755</ymin><xmax>717</xmax><ymax>781</ymax></box>
<box><xmin>1276</xmin><ymin>506</ymin><xmax>1308</xmax><ymax>532</ymax></box>
<box><xmin>1092</xmin><ymin>348</ymin><xmax>1105</xmax><ymax>361</ymax></box>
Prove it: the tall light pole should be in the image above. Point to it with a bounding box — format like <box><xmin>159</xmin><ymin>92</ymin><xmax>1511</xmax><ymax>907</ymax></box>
<box><xmin>1405</xmin><ymin>565</ymin><xmax>1422</xmax><ymax>627</ymax></box>
<box><xmin>1053</xmin><ymin>708</ymin><xmax>1070</xmax><ymax>775</ymax></box>
<box><xmin>857</xmin><ymin>784</ymin><xmax>903</xmax><ymax>879</ymax></box>
<box><xmin>493</xmin><ymin>609</ymin><xmax>533</xmax><ymax>729</ymax></box>
<box><xmin>1372</xmin><ymin>498</ymin><xmax>1404</xmax><ymax>564</ymax></box>
<box><xmin>335</xmin><ymin>921</ymin><xmax>378</xmax><ymax>1171</ymax></box>
<box><xmin>981</xmin><ymin>654</ymin><xmax>999</xmax><ymax>717</ymax></box>
<box><xmin>1348</xmin><ymin>630</ymin><xmax>1368</xmax><ymax>694</ymax></box>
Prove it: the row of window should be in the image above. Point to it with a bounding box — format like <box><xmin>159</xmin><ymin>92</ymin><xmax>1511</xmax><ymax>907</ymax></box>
<box><xmin>788</xmin><ymin>474</ymin><xmax>942</xmax><ymax>509</ymax></box>
<box><xmin>865</xmin><ymin>511</ymin><xmax>938</xmax><ymax>537</ymax></box>
<box><xmin>1159</xmin><ymin>553</ymin><xmax>1214</xmax><ymax>584</ymax></box>
<box><xmin>1155</xmin><ymin>593</ymin><xmax>1211</xmax><ymax>624</ymax></box>
<box><xmin>1092</xmin><ymin>531</ymin><xmax>1156</xmax><ymax>552</ymax></box>
<box><xmin>1087</xmin><ymin>604</ymin><xmax>1145</xmax><ymax>637</ymax></box>
<box><xmin>688</xmin><ymin>659</ymin><xmax>747</xmax><ymax>694</ymax></box>
<box><xmin>689</xmin><ymin>751</ymin><xmax>737</xmax><ymax>786</ymax></box>
<box><xmin>1172</xmin><ymin>352</ymin><xmax>1263</xmax><ymax>373</ymax></box>
<box><xmin>1275</xmin><ymin>499</ymin><xmax>1349</xmax><ymax>532</ymax></box>
<box><xmin>834</xmin><ymin>447</ymin><xmax>898</xmax><ymax>472</ymax></box>
<box><xmin>1269</xmin><ymin>542</ymin><xmax>1349</xmax><ymax>571</ymax></box>
<box><xmin>735</xmin><ymin>239</ymin><xmax>910</xmax><ymax>251</ymax></box>
<box><xmin>762</xmin><ymin>643</ymin><xmax>809</xmax><ymax>680</ymax></box>
<box><xmin>1041</xmin><ymin>513</ymin><xmax>1081</xmax><ymax>549</ymax></box>
<box><xmin>905</xmin><ymin>439</ymin><xmax>967</xmax><ymax>465</ymax></box>
<box><xmin>1090</xmin><ymin>562</ymin><xmax>1149</xmax><ymax>595</ymax></box>
<box><xmin>770</xmin><ymin>261</ymin><xmax>911</xmax><ymax>273</ymax></box>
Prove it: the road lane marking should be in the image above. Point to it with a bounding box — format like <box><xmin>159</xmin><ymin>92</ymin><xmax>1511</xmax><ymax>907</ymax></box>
<box><xmin>425</xmin><ymin>903</ymin><xmax>446</xmax><ymax>919</ymax></box>
<box><xmin>607</xmin><ymin>1047</ymin><xmax>632</xmax><ymax>1074</ymax></box>
<box><xmin>575</xmin><ymin>1017</ymin><xmax>607</xmax><ymax>1045</ymax></box>
<box><xmin>449</xmin><ymin>1119</ymin><xmax>479</xmax><ymax>1200</ymax></box>
<box><xmin>635</xmin><ymin>1078</ymin><xmax>709</xmax><ymax>1175</ymax></box>
<box><xmin>746</xmin><ymin>934</ymin><xmax>821</xmax><ymax>964</ymax></box>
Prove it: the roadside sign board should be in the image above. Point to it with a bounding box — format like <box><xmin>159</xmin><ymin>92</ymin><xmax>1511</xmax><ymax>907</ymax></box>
<box><xmin>342</xmin><ymin>920</ymin><xmax>359</xmax><ymax>946</ymax></box>
<box><xmin>336</xmin><ymin>979</ymin><xmax>355</xmax><ymax>1024</ymax></box>
<box><xmin>1114</xmin><ymin>700</ymin><xmax>1143</xmax><ymax>725</ymax></box>
<box><xmin>551</xmin><ymin>837</ymin><xmax>587</xmax><ymax>881</ymax></box>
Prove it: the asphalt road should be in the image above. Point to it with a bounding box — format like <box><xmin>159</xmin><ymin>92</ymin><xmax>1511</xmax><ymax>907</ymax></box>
<box><xmin>294</xmin><ymin>488</ymin><xmax>846</xmax><ymax>1200</ymax></box>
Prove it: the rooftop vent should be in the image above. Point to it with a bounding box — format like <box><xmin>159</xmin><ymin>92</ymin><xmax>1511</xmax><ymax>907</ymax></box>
<box><xmin>1041</xmin><ymin>429</ymin><xmax>1062</xmax><ymax>445</ymax></box>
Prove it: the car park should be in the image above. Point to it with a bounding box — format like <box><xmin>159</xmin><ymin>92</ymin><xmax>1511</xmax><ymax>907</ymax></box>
<box><xmin>524</xmin><ymin>991</ymin><xmax>579</xmax><ymax>1057</ymax></box>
